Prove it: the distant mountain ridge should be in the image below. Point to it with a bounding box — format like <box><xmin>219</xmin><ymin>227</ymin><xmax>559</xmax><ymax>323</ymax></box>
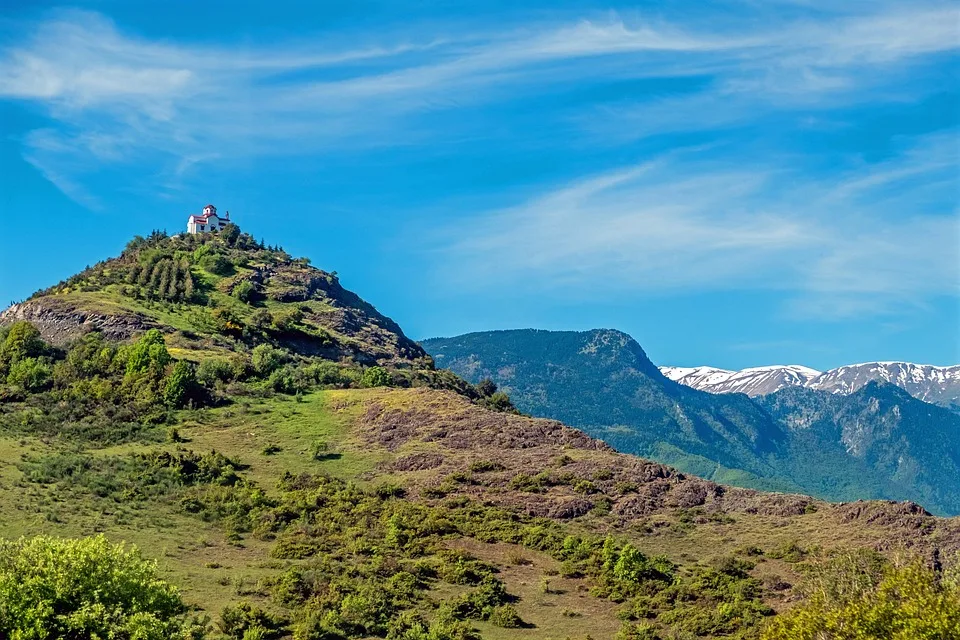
<box><xmin>661</xmin><ymin>362</ymin><xmax>960</xmax><ymax>411</ymax></box>
<box><xmin>424</xmin><ymin>329</ymin><xmax>960</xmax><ymax>515</ymax></box>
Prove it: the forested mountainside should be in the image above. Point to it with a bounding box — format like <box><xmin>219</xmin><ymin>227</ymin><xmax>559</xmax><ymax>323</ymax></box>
<box><xmin>424</xmin><ymin>329</ymin><xmax>960</xmax><ymax>516</ymax></box>
<box><xmin>0</xmin><ymin>230</ymin><xmax>957</xmax><ymax>639</ymax></box>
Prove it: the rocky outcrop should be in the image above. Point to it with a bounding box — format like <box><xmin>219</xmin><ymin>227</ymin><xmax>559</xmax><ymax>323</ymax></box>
<box><xmin>0</xmin><ymin>300</ymin><xmax>154</xmax><ymax>345</ymax></box>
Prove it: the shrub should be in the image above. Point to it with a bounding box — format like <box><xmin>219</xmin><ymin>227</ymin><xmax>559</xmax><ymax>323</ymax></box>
<box><xmin>272</xmin><ymin>308</ymin><xmax>304</xmax><ymax>332</ymax></box>
<box><xmin>219</xmin><ymin>602</ymin><xmax>286</xmax><ymax>639</ymax></box>
<box><xmin>197</xmin><ymin>358</ymin><xmax>234</xmax><ymax>385</ymax></box>
<box><xmin>165</xmin><ymin>360</ymin><xmax>200</xmax><ymax>408</ymax></box>
<box><xmin>475</xmin><ymin>378</ymin><xmax>498</xmax><ymax>397</ymax></box>
<box><xmin>251</xmin><ymin>345</ymin><xmax>287</xmax><ymax>377</ymax></box>
<box><xmin>211</xmin><ymin>308</ymin><xmax>244</xmax><ymax>335</ymax></box>
<box><xmin>468</xmin><ymin>460</ymin><xmax>505</xmax><ymax>473</ymax></box>
<box><xmin>361</xmin><ymin>366</ymin><xmax>392</xmax><ymax>388</ymax></box>
<box><xmin>488</xmin><ymin>604</ymin><xmax>524</xmax><ymax>628</ymax></box>
<box><xmin>7</xmin><ymin>357</ymin><xmax>53</xmax><ymax>391</ymax></box>
<box><xmin>306</xmin><ymin>361</ymin><xmax>350</xmax><ymax>386</ymax></box>
<box><xmin>248</xmin><ymin>309</ymin><xmax>273</xmax><ymax>332</ymax></box>
<box><xmin>125</xmin><ymin>329</ymin><xmax>171</xmax><ymax>377</ymax></box>
<box><xmin>479</xmin><ymin>391</ymin><xmax>516</xmax><ymax>413</ymax></box>
<box><xmin>761</xmin><ymin>553</ymin><xmax>960</xmax><ymax>639</ymax></box>
<box><xmin>0</xmin><ymin>534</ymin><xmax>193</xmax><ymax>639</ymax></box>
<box><xmin>233</xmin><ymin>280</ymin><xmax>257</xmax><ymax>304</ymax></box>
<box><xmin>200</xmin><ymin>254</ymin><xmax>233</xmax><ymax>275</ymax></box>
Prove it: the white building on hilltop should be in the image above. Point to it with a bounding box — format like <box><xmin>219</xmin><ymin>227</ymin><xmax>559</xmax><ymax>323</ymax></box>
<box><xmin>187</xmin><ymin>204</ymin><xmax>231</xmax><ymax>234</ymax></box>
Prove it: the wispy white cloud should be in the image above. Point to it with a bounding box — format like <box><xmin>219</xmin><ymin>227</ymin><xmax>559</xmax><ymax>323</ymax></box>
<box><xmin>1</xmin><ymin>4</ymin><xmax>956</xmax><ymax>208</ymax></box>
<box><xmin>437</xmin><ymin>133</ymin><xmax>959</xmax><ymax>319</ymax></box>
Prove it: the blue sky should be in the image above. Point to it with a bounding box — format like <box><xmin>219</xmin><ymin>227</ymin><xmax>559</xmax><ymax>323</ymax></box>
<box><xmin>0</xmin><ymin>0</ymin><xmax>957</xmax><ymax>370</ymax></box>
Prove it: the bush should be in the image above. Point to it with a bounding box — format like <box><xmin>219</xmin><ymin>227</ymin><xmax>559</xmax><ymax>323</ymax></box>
<box><xmin>233</xmin><ymin>280</ymin><xmax>257</xmax><ymax>304</ymax></box>
<box><xmin>251</xmin><ymin>345</ymin><xmax>287</xmax><ymax>377</ymax></box>
<box><xmin>361</xmin><ymin>366</ymin><xmax>392</xmax><ymax>388</ymax></box>
<box><xmin>248</xmin><ymin>309</ymin><xmax>273</xmax><ymax>332</ymax></box>
<box><xmin>219</xmin><ymin>602</ymin><xmax>286</xmax><ymax>639</ymax></box>
<box><xmin>479</xmin><ymin>391</ymin><xmax>516</xmax><ymax>413</ymax></box>
<box><xmin>200</xmin><ymin>254</ymin><xmax>233</xmax><ymax>275</ymax></box>
<box><xmin>197</xmin><ymin>358</ymin><xmax>234</xmax><ymax>386</ymax></box>
<box><xmin>488</xmin><ymin>604</ymin><xmax>524</xmax><ymax>628</ymax></box>
<box><xmin>475</xmin><ymin>378</ymin><xmax>498</xmax><ymax>397</ymax></box>
<box><xmin>0</xmin><ymin>534</ymin><xmax>194</xmax><ymax>639</ymax></box>
<box><xmin>126</xmin><ymin>329</ymin><xmax>171</xmax><ymax>377</ymax></box>
<box><xmin>272</xmin><ymin>308</ymin><xmax>304</xmax><ymax>332</ymax></box>
<box><xmin>7</xmin><ymin>357</ymin><xmax>53</xmax><ymax>391</ymax></box>
<box><xmin>761</xmin><ymin>553</ymin><xmax>960</xmax><ymax>639</ymax></box>
<box><xmin>165</xmin><ymin>360</ymin><xmax>200</xmax><ymax>408</ymax></box>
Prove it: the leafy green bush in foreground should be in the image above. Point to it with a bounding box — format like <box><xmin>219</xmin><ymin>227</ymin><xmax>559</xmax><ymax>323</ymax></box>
<box><xmin>0</xmin><ymin>534</ymin><xmax>203</xmax><ymax>639</ymax></box>
<box><xmin>762</xmin><ymin>550</ymin><xmax>960</xmax><ymax>639</ymax></box>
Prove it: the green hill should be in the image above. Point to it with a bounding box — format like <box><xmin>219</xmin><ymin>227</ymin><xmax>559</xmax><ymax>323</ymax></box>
<box><xmin>1</xmin><ymin>231</ymin><xmax>958</xmax><ymax>639</ymax></box>
<box><xmin>423</xmin><ymin>329</ymin><xmax>960</xmax><ymax>516</ymax></box>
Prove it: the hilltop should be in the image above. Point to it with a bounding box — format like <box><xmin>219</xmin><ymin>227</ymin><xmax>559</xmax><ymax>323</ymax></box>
<box><xmin>1</xmin><ymin>233</ymin><xmax>958</xmax><ymax>639</ymax></box>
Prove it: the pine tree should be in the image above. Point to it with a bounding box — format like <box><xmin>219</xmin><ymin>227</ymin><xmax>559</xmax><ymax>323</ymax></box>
<box><xmin>137</xmin><ymin>263</ymin><xmax>152</xmax><ymax>287</ymax></box>
<box><xmin>126</xmin><ymin>264</ymin><xmax>141</xmax><ymax>285</ymax></box>
<box><xmin>183</xmin><ymin>271</ymin><xmax>195</xmax><ymax>302</ymax></box>
<box><xmin>157</xmin><ymin>261</ymin><xmax>172</xmax><ymax>300</ymax></box>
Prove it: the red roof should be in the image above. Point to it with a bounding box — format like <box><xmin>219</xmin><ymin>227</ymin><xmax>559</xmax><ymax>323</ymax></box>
<box><xmin>191</xmin><ymin>214</ymin><xmax>224</xmax><ymax>224</ymax></box>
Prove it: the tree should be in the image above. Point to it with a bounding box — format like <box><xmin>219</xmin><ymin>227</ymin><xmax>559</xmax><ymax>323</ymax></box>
<box><xmin>220</xmin><ymin>223</ymin><xmax>241</xmax><ymax>247</ymax></box>
<box><xmin>0</xmin><ymin>321</ymin><xmax>45</xmax><ymax>372</ymax></box>
<box><xmin>475</xmin><ymin>378</ymin><xmax>498</xmax><ymax>397</ymax></box>
<box><xmin>6</xmin><ymin>357</ymin><xmax>53</xmax><ymax>391</ymax></box>
<box><xmin>361</xmin><ymin>366</ymin><xmax>392</xmax><ymax>388</ymax></box>
<box><xmin>165</xmin><ymin>360</ymin><xmax>199</xmax><ymax>408</ymax></box>
<box><xmin>233</xmin><ymin>280</ymin><xmax>256</xmax><ymax>304</ymax></box>
<box><xmin>200</xmin><ymin>254</ymin><xmax>233</xmax><ymax>276</ymax></box>
<box><xmin>126</xmin><ymin>329</ymin><xmax>171</xmax><ymax>377</ymax></box>
<box><xmin>251</xmin><ymin>344</ymin><xmax>287</xmax><ymax>377</ymax></box>
<box><xmin>762</xmin><ymin>552</ymin><xmax>960</xmax><ymax>639</ymax></box>
<box><xmin>0</xmin><ymin>534</ymin><xmax>198</xmax><ymax>639</ymax></box>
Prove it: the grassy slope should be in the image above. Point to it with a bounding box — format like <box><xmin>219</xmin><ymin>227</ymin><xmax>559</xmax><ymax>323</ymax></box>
<box><xmin>0</xmin><ymin>390</ymin><xmax>624</xmax><ymax>637</ymax></box>
<box><xmin>3</xmin><ymin>386</ymin><xmax>955</xmax><ymax>637</ymax></box>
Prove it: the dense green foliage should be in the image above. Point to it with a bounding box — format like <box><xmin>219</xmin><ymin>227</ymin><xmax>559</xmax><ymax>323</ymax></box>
<box><xmin>0</xmin><ymin>534</ymin><xmax>200</xmax><ymax>640</ymax></box>
<box><xmin>424</xmin><ymin>329</ymin><xmax>960</xmax><ymax>515</ymax></box>
<box><xmin>762</xmin><ymin>550</ymin><xmax>960</xmax><ymax>639</ymax></box>
<box><xmin>19</xmin><ymin>445</ymin><xmax>777</xmax><ymax>639</ymax></box>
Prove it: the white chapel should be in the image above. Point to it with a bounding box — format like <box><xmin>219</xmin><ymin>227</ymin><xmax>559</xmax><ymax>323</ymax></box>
<box><xmin>187</xmin><ymin>204</ymin><xmax>231</xmax><ymax>234</ymax></box>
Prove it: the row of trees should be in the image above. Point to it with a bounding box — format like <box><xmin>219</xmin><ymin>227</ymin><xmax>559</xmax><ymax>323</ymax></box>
<box><xmin>127</xmin><ymin>257</ymin><xmax>197</xmax><ymax>302</ymax></box>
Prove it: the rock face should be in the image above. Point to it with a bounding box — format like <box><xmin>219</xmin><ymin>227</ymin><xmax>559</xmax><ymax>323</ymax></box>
<box><xmin>0</xmin><ymin>300</ymin><xmax>155</xmax><ymax>344</ymax></box>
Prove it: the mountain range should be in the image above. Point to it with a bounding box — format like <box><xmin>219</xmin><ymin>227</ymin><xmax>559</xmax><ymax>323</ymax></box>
<box><xmin>661</xmin><ymin>362</ymin><xmax>960</xmax><ymax>410</ymax></box>
<box><xmin>423</xmin><ymin>329</ymin><xmax>960</xmax><ymax>516</ymax></box>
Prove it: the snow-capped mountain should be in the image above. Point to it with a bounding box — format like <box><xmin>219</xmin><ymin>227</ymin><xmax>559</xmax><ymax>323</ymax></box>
<box><xmin>807</xmin><ymin>362</ymin><xmax>960</xmax><ymax>407</ymax></box>
<box><xmin>661</xmin><ymin>365</ymin><xmax>822</xmax><ymax>396</ymax></box>
<box><xmin>661</xmin><ymin>362</ymin><xmax>960</xmax><ymax>410</ymax></box>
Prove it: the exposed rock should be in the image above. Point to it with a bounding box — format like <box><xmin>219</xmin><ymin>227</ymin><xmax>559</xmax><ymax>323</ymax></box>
<box><xmin>0</xmin><ymin>300</ymin><xmax>154</xmax><ymax>345</ymax></box>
